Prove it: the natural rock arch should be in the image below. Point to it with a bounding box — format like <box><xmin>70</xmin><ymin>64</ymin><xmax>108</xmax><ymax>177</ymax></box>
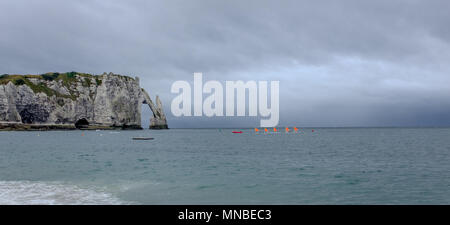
<box><xmin>141</xmin><ymin>88</ymin><xmax>168</xmax><ymax>129</ymax></box>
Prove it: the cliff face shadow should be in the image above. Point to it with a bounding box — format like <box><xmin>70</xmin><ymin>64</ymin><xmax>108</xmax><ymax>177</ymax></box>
<box><xmin>19</xmin><ymin>104</ymin><xmax>49</xmax><ymax>124</ymax></box>
<box><xmin>75</xmin><ymin>118</ymin><xmax>89</xmax><ymax>129</ymax></box>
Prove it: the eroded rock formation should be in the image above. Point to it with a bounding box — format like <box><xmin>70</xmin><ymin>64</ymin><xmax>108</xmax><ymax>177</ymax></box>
<box><xmin>0</xmin><ymin>72</ymin><xmax>168</xmax><ymax>130</ymax></box>
<box><xmin>141</xmin><ymin>89</ymin><xmax>168</xmax><ymax>129</ymax></box>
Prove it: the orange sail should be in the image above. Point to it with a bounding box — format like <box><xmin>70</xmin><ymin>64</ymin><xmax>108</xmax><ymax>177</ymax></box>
<box><xmin>273</xmin><ymin>128</ymin><xmax>277</xmax><ymax>132</ymax></box>
<box><xmin>255</xmin><ymin>128</ymin><xmax>259</xmax><ymax>132</ymax></box>
<box><xmin>294</xmin><ymin>127</ymin><xmax>298</xmax><ymax>132</ymax></box>
<box><xmin>285</xmin><ymin>127</ymin><xmax>289</xmax><ymax>132</ymax></box>
<box><xmin>264</xmin><ymin>128</ymin><xmax>268</xmax><ymax>132</ymax></box>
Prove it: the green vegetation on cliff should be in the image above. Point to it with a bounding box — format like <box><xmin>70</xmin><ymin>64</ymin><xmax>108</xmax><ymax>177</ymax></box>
<box><xmin>0</xmin><ymin>72</ymin><xmax>138</xmax><ymax>102</ymax></box>
<box><xmin>0</xmin><ymin>72</ymin><xmax>102</xmax><ymax>85</ymax></box>
<box><xmin>0</xmin><ymin>72</ymin><xmax>107</xmax><ymax>100</ymax></box>
<box><xmin>0</xmin><ymin>74</ymin><xmax>40</xmax><ymax>85</ymax></box>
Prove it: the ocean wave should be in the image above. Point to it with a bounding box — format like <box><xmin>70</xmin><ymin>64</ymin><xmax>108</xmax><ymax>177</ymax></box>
<box><xmin>0</xmin><ymin>181</ymin><xmax>125</xmax><ymax>205</ymax></box>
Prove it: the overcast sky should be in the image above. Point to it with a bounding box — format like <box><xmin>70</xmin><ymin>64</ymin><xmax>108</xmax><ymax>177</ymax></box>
<box><xmin>1</xmin><ymin>0</ymin><xmax>450</xmax><ymax>127</ymax></box>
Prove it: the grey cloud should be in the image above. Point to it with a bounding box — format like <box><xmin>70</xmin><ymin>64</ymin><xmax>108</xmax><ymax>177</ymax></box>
<box><xmin>1</xmin><ymin>0</ymin><xmax>450</xmax><ymax>127</ymax></box>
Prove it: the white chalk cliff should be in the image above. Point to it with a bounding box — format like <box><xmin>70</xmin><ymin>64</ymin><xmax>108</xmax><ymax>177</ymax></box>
<box><xmin>0</xmin><ymin>72</ymin><xmax>168</xmax><ymax>130</ymax></box>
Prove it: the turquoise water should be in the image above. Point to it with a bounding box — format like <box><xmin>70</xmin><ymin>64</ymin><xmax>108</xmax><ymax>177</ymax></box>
<box><xmin>0</xmin><ymin>128</ymin><xmax>449</xmax><ymax>204</ymax></box>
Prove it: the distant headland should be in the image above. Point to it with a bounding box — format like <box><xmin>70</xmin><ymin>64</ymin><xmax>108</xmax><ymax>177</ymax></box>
<box><xmin>0</xmin><ymin>72</ymin><xmax>168</xmax><ymax>130</ymax></box>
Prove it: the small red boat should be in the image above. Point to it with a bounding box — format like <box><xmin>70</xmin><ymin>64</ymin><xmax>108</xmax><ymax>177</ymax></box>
<box><xmin>232</xmin><ymin>131</ymin><xmax>243</xmax><ymax>133</ymax></box>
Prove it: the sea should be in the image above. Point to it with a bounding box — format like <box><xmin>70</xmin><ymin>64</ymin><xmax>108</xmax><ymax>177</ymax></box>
<box><xmin>0</xmin><ymin>128</ymin><xmax>449</xmax><ymax>204</ymax></box>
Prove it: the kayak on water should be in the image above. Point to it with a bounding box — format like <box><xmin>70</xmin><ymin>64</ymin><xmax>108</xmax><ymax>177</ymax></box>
<box><xmin>232</xmin><ymin>131</ymin><xmax>243</xmax><ymax>133</ymax></box>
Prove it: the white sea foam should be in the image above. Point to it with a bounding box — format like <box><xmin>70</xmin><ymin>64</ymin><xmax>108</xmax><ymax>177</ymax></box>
<box><xmin>0</xmin><ymin>181</ymin><xmax>126</xmax><ymax>205</ymax></box>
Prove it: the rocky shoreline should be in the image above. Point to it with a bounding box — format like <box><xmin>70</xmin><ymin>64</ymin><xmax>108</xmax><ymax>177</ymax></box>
<box><xmin>0</xmin><ymin>123</ymin><xmax>145</xmax><ymax>131</ymax></box>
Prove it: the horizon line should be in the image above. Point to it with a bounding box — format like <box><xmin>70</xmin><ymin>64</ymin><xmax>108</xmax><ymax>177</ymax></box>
<box><xmin>159</xmin><ymin>125</ymin><xmax>450</xmax><ymax>129</ymax></box>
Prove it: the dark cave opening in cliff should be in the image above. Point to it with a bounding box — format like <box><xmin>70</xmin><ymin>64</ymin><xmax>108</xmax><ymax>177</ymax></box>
<box><xmin>75</xmin><ymin>118</ymin><xmax>89</xmax><ymax>129</ymax></box>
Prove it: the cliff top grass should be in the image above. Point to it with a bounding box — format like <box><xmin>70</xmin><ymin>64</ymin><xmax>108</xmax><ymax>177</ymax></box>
<box><xmin>0</xmin><ymin>72</ymin><xmax>135</xmax><ymax>100</ymax></box>
<box><xmin>1</xmin><ymin>72</ymin><xmax>93</xmax><ymax>83</ymax></box>
<box><xmin>0</xmin><ymin>72</ymin><xmax>135</xmax><ymax>85</ymax></box>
